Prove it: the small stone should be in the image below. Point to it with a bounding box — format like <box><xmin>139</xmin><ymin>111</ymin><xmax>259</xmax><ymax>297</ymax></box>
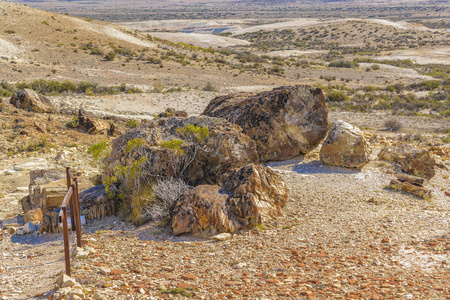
<box><xmin>181</xmin><ymin>273</ymin><xmax>198</xmax><ymax>280</ymax></box>
<box><xmin>161</xmin><ymin>266</ymin><xmax>175</xmax><ymax>272</ymax></box>
<box><xmin>23</xmin><ymin>222</ymin><xmax>36</xmax><ymax>234</ymax></box>
<box><xmin>99</xmin><ymin>266</ymin><xmax>111</xmax><ymax>275</ymax></box>
<box><xmin>211</xmin><ymin>233</ymin><xmax>233</xmax><ymax>241</ymax></box>
<box><xmin>56</xmin><ymin>274</ymin><xmax>77</xmax><ymax>288</ymax></box>
<box><xmin>7</xmin><ymin>227</ymin><xmax>16</xmax><ymax>235</ymax></box>
<box><xmin>93</xmin><ymin>293</ymin><xmax>102</xmax><ymax>300</ymax></box>
<box><xmin>71</xmin><ymin>247</ymin><xmax>89</xmax><ymax>259</ymax></box>
<box><xmin>110</xmin><ymin>269</ymin><xmax>122</xmax><ymax>275</ymax></box>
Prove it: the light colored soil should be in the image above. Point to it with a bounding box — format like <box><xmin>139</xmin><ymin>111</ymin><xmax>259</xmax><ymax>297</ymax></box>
<box><xmin>147</xmin><ymin>32</ymin><xmax>250</xmax><ymax>48</ymax></box>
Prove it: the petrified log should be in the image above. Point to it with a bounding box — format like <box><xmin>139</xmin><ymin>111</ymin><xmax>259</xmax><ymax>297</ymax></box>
<box><xmin>395</xmin><ymin>173</ymin><xmax>428</xmax><ymax>187</ymax></box>
<box><xmin>388</xmin><ymin>179</ymin><xmax>431</xmax><ymax>199</ymax></box>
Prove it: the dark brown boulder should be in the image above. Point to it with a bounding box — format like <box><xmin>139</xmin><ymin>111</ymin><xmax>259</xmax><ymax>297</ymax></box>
<box><xmin>79</xmin><ymin>185</ymin><xmax>115</xmax><ymax>220</ymax></box>
<box><xmin>202</xmin><ymin>85</ymin><xmax>329</xmax><ymax>162</ymax></box>
<box><xmin>158</xmin><ymin>108</ymin><xmax>188</xmax><ymax>118</ymax></box>
<box><xmin>103</xmin><ymin>115</ymin><xmax>259</xmax><ymax>186</ymax></box>
<box><xmin>378</xmin><ymin>144</ymin><xmax>436</xmax><ymax>179</ymax></box>
<box><xmin>75</xmin><ymin>109</ymin><xmax>109</xmax><ymax>135</ymax></box>
<box><xmin>9</xmin><ymin>89</ymin><xmax>53</xmax><ymax>113</ymax></box>
<box><xmin>171</xmin><ymin>164</ymin><xmax>288</xmax><ymax>235</ymax></box>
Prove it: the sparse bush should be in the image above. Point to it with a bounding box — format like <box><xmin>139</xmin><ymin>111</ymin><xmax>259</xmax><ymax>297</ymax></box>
<box><xmin>87</xmin><ymin>141</ymin><xmax>111</xmax><ymax>167</ymax></box>
<box><xmin>326</xmin><ymin>90</ymin><xmax>349</xmax><ymax>102</ymax></box>
<box><xmin>384</xmin><ymin>118</ymin><xmax>402</xmax><ymax>132</ymax></box>
<box><xmin>104</xmin><ymin>51</ymin><xmax>116</xmax><ymax>61</ymax></box>
<box><xmin>202</xmin><ymin>82</ymin><xmax>217</xmax><ymax>92</ymax></box>
<box><xmin>125</xmin><ymin>119</ymin><xmax>140</xmax><ymax>129</ymax></box>
<box><xmin>160</xmin><ymin>139</ymin><xmax>184</xmax><ymax>155</ymax></box>
<box><xmin>4</xmin><ymin>30</ymin><xmax>15</xmax><ymax>34</ymax></box>
<box><xmin>329</xmin><ymin>60</ymin><xmax>359</xmax><ymax>68</ymax></box>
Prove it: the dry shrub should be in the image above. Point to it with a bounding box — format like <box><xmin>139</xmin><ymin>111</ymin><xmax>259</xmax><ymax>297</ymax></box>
<box><xmin>141</xmin><ymin>178</ymin><xmax>190</xmax><ymax>221</ymax></box>
<box><xmin>384</xmin><ymin>118</ymin><xmax>402</xmax><ymax>132</ymax></box>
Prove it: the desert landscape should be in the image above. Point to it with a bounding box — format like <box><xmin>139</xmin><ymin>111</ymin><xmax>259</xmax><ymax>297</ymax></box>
<box><xmin>0</xmin><ymin>0</ymin><xmax>449</xmax><ymax>299</ymax></box>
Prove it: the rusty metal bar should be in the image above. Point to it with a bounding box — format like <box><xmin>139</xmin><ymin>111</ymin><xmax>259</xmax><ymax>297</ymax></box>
<box><xmin>61</xmin><ymin>206</ymin><xmax>71</xmax><ymax>277</ymax></box>
<box><xmin>73</xmin><ymin>179</ymin><xmax>82</xmax><ymax>247</ymax></box>
<box><xmin>66</xmin><ymin>167</ymin><xmax>76</xmax><ymax>231</ymax></box>
<box><xmin>59</xmin><ymin>187</ymin><xmax>73</xmax><ymax>219</ymax></box>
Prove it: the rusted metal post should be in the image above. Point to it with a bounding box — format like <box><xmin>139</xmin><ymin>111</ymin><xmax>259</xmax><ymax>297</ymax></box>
<box><xmin>61</xmin><ymin>206</ymin><xmax>71</xmax><ymax>277</ymax></box>
<box><xmin>66</xmin><ymin>167</ymin><xmax>76</xmax><ymax>231</ymax></box>
<box><xmin>73</xmin><ymin>179</ymin><xmax>82</xmax><ymax>247</ymax></box>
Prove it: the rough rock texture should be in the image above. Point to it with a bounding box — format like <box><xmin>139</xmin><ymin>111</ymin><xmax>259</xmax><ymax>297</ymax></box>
<box><xmin>320</xmin><ymin>120</ymin><xmax>370</xmax><ymax>169</ymax></box>
<box><xmin>24</xmin><ymin>208</ymin><xmax>43</xmax><ymax>223</ymax></box>
<box><xmin>9</xmin><ymin>89</ymin><xmax>53</xmax><ymax>113</ymax></box>
<box><xmin>75</xmin><ymin>109</ymin><xmax>109</xmax><ymax>135</ymax></box>
<box><xmin>378</xmin><ymin>144</ymin><xmax>436</xmax><ymax>179</ymax></box>
<box><xmin>389</xmin><ymin>179</ymin><xmax>431</xmax><ymax>199</ymax></box>
<box><xmin>202</xmin><ymin>85</ymin><xmax>329</xmax><ymax>161</ymax></box>
<box><xmin>104</xmin><ymin>116</ymin><xmax>259</xmax><ymax>186</ymax></box>
<box><xmin>40</xmin><ymin>210</ymin><xmax>60</xmax><ymax>234</ymax></box>
<box><xmin>79</xmin><ymin>185</ymin><xmax>115</xmax><ymax>220</ymax></box>
<box><xmin>171</xmin><ymin>164</ymin><xmax>288</xmax><ymax>235</ymax></box>
<box><xmin>22</xmin><ymin>169</ymin><xmax>66</xmax><ymax>213</ymax></box>
<box><xmin>158</xmin><ymin>108</ymin><xmax>188</xmax><ymax>118</ymax></box>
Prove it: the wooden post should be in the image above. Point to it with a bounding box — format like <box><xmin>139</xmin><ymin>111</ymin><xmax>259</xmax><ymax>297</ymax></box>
<box><xmin>73</xmin><ymin>179</ymin><xmax>82</xmax><ymax>248</ymax></box>
<box><xmin>66</xmin><ymin>167</ymin><xmax>76</xmax><ymax>231</ymax></box>
<box><xmin>61</xmin><ymin>206</ymin><xmax>71</xmax><ymax>277</ymax></box>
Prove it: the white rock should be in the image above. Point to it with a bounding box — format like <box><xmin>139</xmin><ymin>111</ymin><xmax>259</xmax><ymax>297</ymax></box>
<box><xmin>99</xmin><ymin>266</ymin><xmax>111</xmax><ymax>275</ymax></box>
<box><xmin>211</xmin><ymin>233</ymin><xmax>233</xmax><ymax>241</ymax></box>
<box><xmin>56</xmin><ymin>274</ymin><xmax>77</xmax><ymax>288</ymax></box>
<box><xmin>23</xmin><ymin>222</ymin><xmax>36</xmax><ymax>234</ymax></box>
<box><xmin>71</xmin><ymin>247</ymin><xmax>89</xmax><ymax>259</ymax></box>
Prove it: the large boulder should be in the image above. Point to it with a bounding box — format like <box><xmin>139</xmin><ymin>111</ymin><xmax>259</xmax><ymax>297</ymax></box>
<box><xmin>378</xmin><ymin>144</ymin><xmax>436</xmax><ymax>179</ymax></box>
<box><xmin>79</xmin><ymin>185</ymin><xmax>115</xmax><ymax>220</ymax></box>
<box><xmin>202</xmin><ymin>85</ymin><xmax>329</xmax><ymax>162</ymax></box>
<box><xmin>9</xmin><ymin>89</ymin><xmax>53</xmax><ymax>113</ymax></box>
<box><xmin>320</xmin><ymin>120</ymin><xmax>370</xmax><ymax>169</ymax></box>
<box><xmin>171</xmin><ymin>164</ymin><xmax>288</xmax><ymax>235</ymax></box>
<box><xmin>104</xmin><ymin>115</ymin><xmax>259</xmax><ymax>186</ymax></box>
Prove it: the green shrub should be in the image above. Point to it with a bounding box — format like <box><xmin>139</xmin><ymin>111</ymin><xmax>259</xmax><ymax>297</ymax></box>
<box><xmin>160</xmin><ymin>139</ymin><xmax>184</xmax><ymax>155</ymax></box>
<box><xmin>328</xmin><ymin>60</ymin><xmax>359</xmax><ymax>68</ymax></box>
<box><xmin>88</xmin><ymin>141</ymin><xmax>111</xmax><ymax>163</ymax></box>
<box><xmin>420</xmin><ymin>80</ymin><xmax>441</xmax><ymax>91</ymax></box>
<box><xmin>177</xmin><ymin>124</ymin><xmax>209</xmax><ymax>142</ymax></box>
<box><xmin>326</xmin><ymin>90</ymin><xmax>349</xmax><ymax>102</ymax></box>
<box><xmin>125</xmin><ymin>119</ymin><xmax>140</xmax><ymax>129</ymax></box>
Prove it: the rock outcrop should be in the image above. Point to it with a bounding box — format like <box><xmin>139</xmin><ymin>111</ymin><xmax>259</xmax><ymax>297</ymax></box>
<box><xmin>104</xmin><ymin>115</ymin><xmax>259</xmax><ymax>186</ymax></box>
<box><xmin>79</xmin><ymin>185</ymin><xmax>115</xmax><ymax>220</ymax></box>
<box><xmin>378</xmin><ymin>144</ymin><xmax>436</xmax><ymax>179</ymax></box>
<box><xmin>9</xmin><ymin>89</ymin><xmax>53</xmax><ymax>113</ymax></box>
<box><xmin>75</xmin><ymin>109</ymin><xmax>109</xmax><ymax>135</ymax></box>
<box><xmin>320</xmin><ymin>120</ymin><xmax>370</xmax><ymax>169</ymax></box>
<box><xmin>202</xmin><ymin>85</ymin><xmax>329</xmax><ymax>161</ymax></box>
<box><xmin>21</xmin><ymin>168</ymin><xmax>66</xmax><ymax>213</ymax></box>
<box><xmin>171</xmin><ymin>164</ymin><xmax>288</xmax><ymax>235</ymax></box>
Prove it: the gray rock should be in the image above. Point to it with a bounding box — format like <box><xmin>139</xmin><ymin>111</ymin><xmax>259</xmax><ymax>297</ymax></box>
<box><xmin>23</xmin><ymin>222</ymin><xmax>36</xmax><ymax>234</ymax></box>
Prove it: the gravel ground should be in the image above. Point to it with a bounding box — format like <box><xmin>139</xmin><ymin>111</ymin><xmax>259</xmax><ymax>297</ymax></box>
<box><xmin>1</xmin><ymin>137</ymin><xmax>449</xmax><ymax>299</ymax></box>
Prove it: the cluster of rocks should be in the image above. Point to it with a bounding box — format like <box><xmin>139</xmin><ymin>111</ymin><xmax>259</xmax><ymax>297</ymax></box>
<box><xmin>103</xmin><ymin>85</ymin><xmax>331</xmax><ymax>235</ymax></box>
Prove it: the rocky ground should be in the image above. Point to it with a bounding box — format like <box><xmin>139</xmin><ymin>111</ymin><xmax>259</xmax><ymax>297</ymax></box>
<box><xmin>0</xmin><ymin>86</ymin><xmax>449</xmax><ymax>300</ymax></box>
<box><xmin>1</xmin><ymin>112</ymin><xmax>449</xmax><ymax>299</ymax></box>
